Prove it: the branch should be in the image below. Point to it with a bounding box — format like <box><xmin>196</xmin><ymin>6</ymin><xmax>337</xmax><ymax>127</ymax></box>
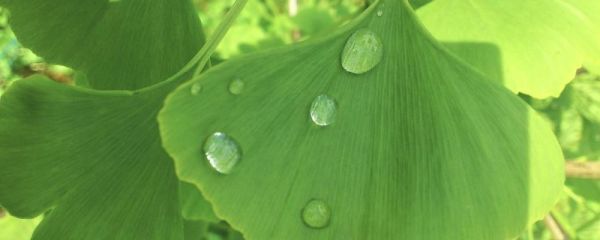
<box><xmin>544</xmin><ymin>214</ymin><xmax>566</xmax><ymax>240</ymax></box>
<box><xmin>565</xmin><ymin>161</ymin><xmax>600</xmax><ymax>179</ymax></box>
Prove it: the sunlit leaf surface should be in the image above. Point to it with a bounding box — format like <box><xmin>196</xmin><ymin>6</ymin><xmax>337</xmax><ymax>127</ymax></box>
<box><xmin>0</xmin><ymin>0</ymin><xmax>204</xmax><ymax>90</ymax></box>
<box><xmin>417</xmin><ymin>0</ymin><xmax>600</xmax><ymax>98</ymax></box>
<box><xmin>0</xmin><ymin>214</ymin><xmax>40</xmax><ymax>240</ymax></box>
<box><xmin>159</xmin><ymin>1</ymin><xmax>564</xmax><ymax>239</ymax></box>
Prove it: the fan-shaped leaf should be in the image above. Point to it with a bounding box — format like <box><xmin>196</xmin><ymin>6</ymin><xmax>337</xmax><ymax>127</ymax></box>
<box><xmin>417</xmin><ymin>0</ymin><xmax>600</xmax><ymax>98</ymax></box>
<box><xmin>0</xmin><ymin>76</ymin><xmax>188</xmax><ymax>239</ymax></box>
<box><xmin>159</xmin><ymin>1</ymin><xmax>564</xmax><ymax>239</ymax></box>
<box><xmin>0</xmin><ymin>0</ymin><xmax>204</xmax><ymax>90</ymax></box>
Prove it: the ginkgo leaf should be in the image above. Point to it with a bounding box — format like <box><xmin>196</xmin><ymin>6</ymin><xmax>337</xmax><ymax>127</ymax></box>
<box><xmin>159</xmin><ymin>1</ymin><xmax>564</xmax><ymax>239</ymax></box>
<box><xmin>0</xmin><ymin>214</ymin><xmax>41</xmax><ymax>240</ymax></box>
<box><xmin>0</xmin><ymin>0</ymin><xmax>204</xmax><ymax>90</ymax></box>
<box><xmin>417</xmin><ymin>0</ymin><xmax>600</xmax><ymax>98</ymax></box>
<box><xmin>0</xmin><ymin>0</ymin><xmax>248</xmax><ymax>237</ymax></box>
<box><xmin>0</xmin><ymin>76</ymin><xmax>186</xmax><ymax>239</ymax></box>
<box><xmin>180</xmin><ymin>181</ymin><xmax>220</xmax><ymax>222</ymax></box>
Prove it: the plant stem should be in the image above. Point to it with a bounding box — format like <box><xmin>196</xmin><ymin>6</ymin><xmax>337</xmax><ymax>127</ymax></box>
<box><xmin>192</xmin><ymin>0</ymin><xmax>248</xmax><ymax>77</ymax></box>
<box><xmin>565</xmin><ymin>161</ymin><xmax>600</xmax><ymax>179</ymax></box>
<box><xmin>544</xmin><ymin>214</ymin><xmax>566</xmax><ymax>240</ymax></box>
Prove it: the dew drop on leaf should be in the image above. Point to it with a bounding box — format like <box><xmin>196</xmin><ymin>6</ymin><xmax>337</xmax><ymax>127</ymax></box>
<box><xmin>377</xmin><ymin>10</ymin><xmax>384</xmax><ymax>17</ymax></box>
<box><xmin>301</xmin><ymin>199</ymin><xmax>331</xmax><ymax>229</ymax></box>
<box><xmin>229</xmin><ymin>79</ymin><xmax>245</xmax><ymax>95</ymax></box>
<box><xmin>190</xmin><ymin>83</ymin><xmax>202</xmax><ymax>95</ymax></box>
<box><xmin>203</xmin><ymin>132</ymin><xmax>241</xmax><ymax>174</ymax></box>
<box><xmin>310</xmin><ymin>94</ymin><xmax>337</xmax><ymax>126</ymax></box>
<box><xmin>341</xmin><ymin>29</ymin><xmax>383</xmax><ymax>74</ymax></box>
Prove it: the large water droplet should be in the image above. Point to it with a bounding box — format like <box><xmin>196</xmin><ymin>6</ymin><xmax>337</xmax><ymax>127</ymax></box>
<box><xmin>302</xmin><ymin>199</ymin><xmax>331</xmax><ymax>229</ymax></box>
<box><xmin>341</xmin><ymin>29</ymin><xmax>383</xmax><ymax>74</ymax></box>
<box><xmin>190</xmin><ymin>83</ymin><xmax>202</xmax><ymax>95</ymax></box>
<box><xmin>310</xmin><ymin>95</ymin><xmax>337</xmax><ymax>126</ymax></box>
<box><xmin>229</xmin><ymin>79</ymin><xmax>245</xmax><ymax>95</ymax></box>
<box><xmin>203</xmin><ymin>132</ymin><xmax>241</xmax><ymax>174</ymax></box>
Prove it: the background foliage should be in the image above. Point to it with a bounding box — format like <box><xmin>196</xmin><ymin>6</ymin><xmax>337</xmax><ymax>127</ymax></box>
<box><xmin>0</xmin><ymin>0</ymin><xmax>598</xmax><ymax>239</ymax></box>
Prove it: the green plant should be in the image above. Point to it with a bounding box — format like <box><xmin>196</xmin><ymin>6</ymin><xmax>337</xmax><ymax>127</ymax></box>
<box><xmin>0</xmin><ymin>0</ymin><xmax>598</xmax><ymax>239</ymax></box>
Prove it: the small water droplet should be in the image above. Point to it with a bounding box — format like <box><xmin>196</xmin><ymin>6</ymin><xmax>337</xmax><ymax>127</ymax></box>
<box><xmin>203</xmin><ymin>132</ymin><xmax>241</xmax><ymax>174</ymax></box>
<box><xmin>190</xmin><ymin>83</ymin><xmax>202</xmax><ymax>95</ymax></box>
<box><xmin>302</xmin><ymin>199</ymin><xmax>331</xmax><ymax>229</ymax></box>
<box><xmin>341</xmin><ymin>29</ymin><xmax>383</xmax><ymax>74</ymax></box>
<box><xmin>310</xmin><ymin>95</ymin><xmax>337</xmax><ymax>126</ymax></box>
<box><xmin>229</xmin><ymin>79</ymin><xmax>245</xmax><ymax>95</ymax></box>
<box><xmin>377</xmin><ymin>9</ymin><xmax>383</xmax><ymax>16</ymax></box>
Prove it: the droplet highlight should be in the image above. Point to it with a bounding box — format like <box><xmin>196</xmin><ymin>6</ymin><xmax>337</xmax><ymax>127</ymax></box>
<box><xmin>190</xmin><ymin>83</ymin><xmax>202</xmax><ymax>95</ymax></box>
<box><xmin>203</xmin><ymin>132</ymin><xmax>241</xmax><ymax>174</ymax></box>
<box><xmin>341</xmin><ymin>29</ymin><xmax>383</xmax><ymax>74</ymax></box>
<box><xmin>302</xmin><ymin>199</ymin><xmax>331</xmax><ymax>229</ymax></box>
<box><xmin>310</xmin><ymin>95</ymin><xmax>337</xmax><ymax>126</ymax></box>
<box><xmin>229</xmin><ymin>79</ymin><xmax>245</xmax><ymax>95</ymax></box>
<box><xmin>377</xmin><ymin>3</ymin><xmax>385</xmax><ymax>16</ymax></box>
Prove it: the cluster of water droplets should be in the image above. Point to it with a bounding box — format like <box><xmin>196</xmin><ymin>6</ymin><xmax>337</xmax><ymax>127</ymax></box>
<box><xmin>197</xmin><ymin>4</ymin><xmax>384</xmax><ymax>230</ymax></box>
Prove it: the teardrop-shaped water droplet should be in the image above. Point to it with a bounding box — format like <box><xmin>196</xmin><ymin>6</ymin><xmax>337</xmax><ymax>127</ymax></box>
<box><xmin>190</xmin><ymin>83</ymin><xmax>202</xmax><ymax>95</ymax></box>
<box><xmin>229</xmin><ymin>79</ymin><xmax>245</xmax><ymax>95</ymax></box>
<box><xmin>203</xmin><ymin>132</ymin><xmax>241</xmax><ymax>174</ymax></box>
<box><xmin>377</xmin><ymin>8</ymin><xmax>384</xmax><ymax>17</ymax></box>
<box><xmin>302</xmin><ymin>199</ymin><xmax>331</xmax><ymax>229</ymax></box>
<box><xmin>310</xmin><ymin>95</ymin><xmax>337</xmax><ymax>126</ymax></box>
<box><xmin>341</xmin><ymin>29</ymin><xmax>383</xmax><ymax>74</ymax></box>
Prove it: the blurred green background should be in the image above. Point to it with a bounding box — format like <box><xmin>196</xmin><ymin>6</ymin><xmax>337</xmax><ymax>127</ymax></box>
<box><xmin>0</xmin><ymin>0</ymin><xmax>598</xmax><ymax>239</ymax></box>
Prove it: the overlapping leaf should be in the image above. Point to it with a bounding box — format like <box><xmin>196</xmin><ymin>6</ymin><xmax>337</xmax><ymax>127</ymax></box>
<box><xmin>0</xmin><ymin>0</ymin><xmax>204</xmax><ymax>90</ymax></box>
<box><xmin>0</xmin><ymin>213</ymin><xmax>40</xmax><ymax>240</ymax></box>
<box><xmin>0</xmin><ymin>76</ymin><xmax>190</xmax><ymax>239</ymax></box>
<box><xmin>0</xmin><ymin>0</ymin><xmax>228</xmax><ymax>238</ymax></box>
<box><xmin>417</xmin><ymin>0</ymin><xmax>600</xmax><ymax>98</ymax></box>
<box><xmin>159</xmin><ymin>0</ymin><xmax>564</xmax><ymax>239</ymax></box>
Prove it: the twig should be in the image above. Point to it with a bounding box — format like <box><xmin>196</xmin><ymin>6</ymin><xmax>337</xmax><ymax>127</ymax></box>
<box><xmin>544</xmin><ymin>214</ymin><xmax>566</xmax><ymax>240</ymax></box>
<box><xmin>288</xmin><ymin>0</ymin><xmax>302</xmax><ymax>42</ymax></box>
<box><xmin>565</xmin><ymin>161</ymin><xmax>600</xmax><ymax>180</ymax></box>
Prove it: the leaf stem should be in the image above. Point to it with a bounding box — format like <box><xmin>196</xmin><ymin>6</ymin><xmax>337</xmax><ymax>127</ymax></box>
<box><xmin>139</xmin><ymin>0</ymin><xmax>247</xmax><ymax>93</ymax></box>
<box><xmin>192</xmin><ymin>0</ymin><xmax>248</xmax><ymax>77</ymax></box>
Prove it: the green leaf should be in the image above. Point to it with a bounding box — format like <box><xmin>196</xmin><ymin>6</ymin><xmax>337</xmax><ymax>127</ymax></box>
<box><xmin>0</xmin><ymin>214</ymin><xmax>41</xmax><ymax>240</ymax></box>
<box><xmin>184</xmin><ymin>220</ymin><xmax>210</xmax><ymax>240</ymax></box>
<box><xmin>0</xmin><ymin>0</ymin><xmax>204</xmax><ymax>90</ymax></box>
<box><xmin>567</xmin><ymin>177</ymin><xmax>600</xmax><ymax>203</ymax></box>
<box><xmin>0</xmin><ymin>76</ymin><xmax>185</xmax><ymax>239</ymax></box>
<box><xmin>159</xmin><ymin>1</ymin><xmax>564</xmax><ymax>239</ymax></box>
<box><xmin>180</xmin><ymin>181</ymin><xmax>220</xmax><ymax>223</ymax></box>
<box><xmin>417</xmin><ymin>0</ymin><xmax>600</xmax><ymax>98</ymax></box>
<box><xmin>409</xmin><ymin>0</ymin><xmax>432</xmax><ymax>9</ymax></box>
<box><xmin>0</xmin><ymin>0</ymin><xmax>247</xmax><ymax>238</ymax></box>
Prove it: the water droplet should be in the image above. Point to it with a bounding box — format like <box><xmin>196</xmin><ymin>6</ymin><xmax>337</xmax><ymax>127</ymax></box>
<box><xmin>377</xmin><ymin>9</ymin><xmax>383</xmax><ymax>16</ymax></box>
<box><xmin>302</xmin><ymin>199</ymin><xmax>331</xmax><ymax>229</ymax></box>
<box><xmin>229</xmin><ymin>79</ymin><xmax>245</xmax><ymax>95</ymax></box>
<box><xmin>203</xmin><ymin>132</ymin><xmax>241</xmax><ymax>174</ymax></box>
<box><xmin>190</xmin><ymin>83</ymin><xmax>202</xmax><ymax>95</ymax></box>
<box><xmin>341</xmin><ymin>29</ymin><xmax>383</xmax><ymax>74</ymax></box>
<box><xmin>310</xmin><ymin>95</ymin><xmax>337</xmax><ymax>126</ymax></box>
